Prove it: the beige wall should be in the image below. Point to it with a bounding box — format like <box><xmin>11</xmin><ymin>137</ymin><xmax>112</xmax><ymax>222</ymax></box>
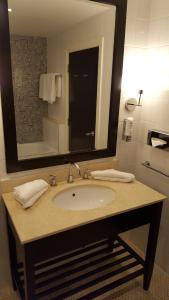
<box><xmin>125</xmin><ymin>0</ymin><xmax>169</xmax><ymax>275</ymax></box>
<box><xmin>117</xmin><ymin>0</ymin><xmax>169</xmax><ymax>276</ymax></box>
<box><xmin>116</xmin><ymin>0</ymin><xmax>150</xmax><ymax>174</ymax></box>
<box><xmin>115</xmin><ymin>0</ymin><xmax>150</xmax><ymax>263</ymax></box>
<box><xmin>47</xmin><ymin>8</ymin><xmax>115</xmax><ymax>150</ymax></box>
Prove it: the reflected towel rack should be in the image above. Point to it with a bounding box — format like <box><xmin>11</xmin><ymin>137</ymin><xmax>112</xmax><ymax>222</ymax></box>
<box><xmin>142</xmin><ymin>161</ymin><xmax>169</xmax><ymax>178</ymax></box>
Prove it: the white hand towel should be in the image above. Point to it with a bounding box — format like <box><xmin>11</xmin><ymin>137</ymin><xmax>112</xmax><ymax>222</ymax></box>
<box><xmin>91</xmin><ymin>176</ymin><xmax>134</xmax><ymax>183</ymax></box>
<box><xmin>56</xmin><ymin>75</ymin><xmax>62</xmax><ymax>98</ymax></box>
<box><xmin>45</xmin><ymin>73</ymin><xmax>56</xmax><ymax>103</ymax></box>
<box><xmin>21</xmin><ymin>187</ymin><xmax>48</xmax><ymax>209</ymax></box>
<box><xmin>91</xmin><ymin>169</ymin><xmax>135</xmax><ymax>183</ymax></box>
<box><xmin>39</xmin><ymin>73</ymin><xmax>62</xmax><ymax>104</ymax></box>
<box><xmin>13</xmin><ymin>179</ymin><xmax>49</xmax><ymax>208</ymax></box>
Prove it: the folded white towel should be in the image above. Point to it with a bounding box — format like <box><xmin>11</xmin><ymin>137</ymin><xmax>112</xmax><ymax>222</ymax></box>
<box><xmin>20</xmin><ymin>187</ymin><xmax>48</xmax><ymax>209</ymax></box>
<box><xmin>39</xmin><ymin>73</ymin><xmax>62</xmax><ymax>104</ymax></box>
<box><xmin>56</xmin><ymin>75</ymin><xmax>62</xmax><ymax>98</ymax></box>
<box><xmin>91</xmin><ymin>169</ymin><xmax>135</xmax><ymax>183</ymax></box>
<box><xmin>91</xmin><ymin>176</ymin><xmax>134</xmax><ymax>183</ymax></box>
<box><xmin>13</xmin><ymin>179</ymin><xmax>49</xmax><ymax>208</ymax></box>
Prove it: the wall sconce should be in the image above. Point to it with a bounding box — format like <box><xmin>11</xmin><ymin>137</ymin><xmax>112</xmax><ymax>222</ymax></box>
<box><xmin>125</xmin><ymin>90</ymin><xmax>143</xmax><ymax>111</ymax></box>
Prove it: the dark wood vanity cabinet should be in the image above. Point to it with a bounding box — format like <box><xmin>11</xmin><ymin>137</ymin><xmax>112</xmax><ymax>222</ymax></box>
<box><xmin>6</xmin><ymin>201</ymin><xmax>163</xmax><ymax>300</ymax></box>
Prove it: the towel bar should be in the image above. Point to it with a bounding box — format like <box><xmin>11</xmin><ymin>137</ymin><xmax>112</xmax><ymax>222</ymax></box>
<box><xmin>142</xmin><ymin>161</ymin><xmax>169</xmax><ymax>178</ymax></box>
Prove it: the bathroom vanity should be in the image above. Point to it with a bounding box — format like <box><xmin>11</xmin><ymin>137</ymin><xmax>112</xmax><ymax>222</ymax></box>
<box><xmin>1</xmin><ymin>0</ymin><xmax>164</xmax><ymax>297</ymax></box>
<box><xmin>3</xmin><ymin>179</ymin><xmax>166</xmax><ymax>300</ymax></box>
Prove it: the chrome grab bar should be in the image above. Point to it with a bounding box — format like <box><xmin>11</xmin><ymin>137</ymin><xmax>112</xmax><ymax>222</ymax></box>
<box><xmin>142</xmin><ymin>161</ymin><xmax>169</xmax><ymax>178</ymax></box>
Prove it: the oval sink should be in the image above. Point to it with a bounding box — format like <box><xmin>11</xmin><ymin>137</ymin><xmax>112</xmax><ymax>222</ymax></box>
<box><xmin>53</xmin><ymin>184</ymin><xmax>115</xmax><ymax>211</ymax></box>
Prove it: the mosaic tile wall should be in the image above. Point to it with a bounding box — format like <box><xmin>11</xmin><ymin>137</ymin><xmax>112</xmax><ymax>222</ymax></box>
<box><xmin>10</xmin><ymin>35</ymin><xmax>48</xmax><ymax>144</ymax></box>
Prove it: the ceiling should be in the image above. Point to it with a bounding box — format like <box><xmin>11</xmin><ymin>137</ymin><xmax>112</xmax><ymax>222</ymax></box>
<box><xmin>8</xmin><ymin>0</ymin><xmax>113</xmax><ymax>37</ymax></box>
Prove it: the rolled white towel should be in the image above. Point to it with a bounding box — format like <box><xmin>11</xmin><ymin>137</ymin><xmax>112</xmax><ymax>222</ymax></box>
<box><xmin>91</xmin><ymin>169</ymin><xmax>135</xmax><ymax>183</ymax></box>
<box><xmin>13</xmin><ymin>179</ymin><xmax>49</xmax><ymax>208</ymax></box>
<box><xmin>21</xmin><ymin>187</ymin><xmax>48</xmax><ymax>209</ymax></box>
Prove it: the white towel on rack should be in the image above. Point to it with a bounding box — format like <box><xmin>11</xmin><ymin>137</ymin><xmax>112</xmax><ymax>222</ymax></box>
<box><xmin>39</xmin><ymin>73</ymin><xmax>62</xmax><ymax>104</ymax></box>
<box><xmin>56</xmin><ymin>75</ymin><xmax>62</xmax><ymax>98</ymax></box>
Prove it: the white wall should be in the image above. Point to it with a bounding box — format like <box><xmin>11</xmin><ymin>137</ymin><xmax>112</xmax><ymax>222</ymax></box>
<box><xmin>126</xmin><ymin>0</ymin><xmax>169</xmax><ymax>275</ymax></box>
<box><xmin>116</xmin><ymin>0</ymin><xmax>150</xmax><ymax>174</ymax></box>
<box><xmin>43</xmin><ymin>118</ymin><xmax>59</xmax><ymax>152</ymax></box>
<box><xmin>47</xmin><ymin>8</ymin><xmax>115</xmax><ymax>150</ymax></box>
<box><xmin>117</xmin><ymin>0</ymin><xmax>169</xmax><ymax>276</ymax></box>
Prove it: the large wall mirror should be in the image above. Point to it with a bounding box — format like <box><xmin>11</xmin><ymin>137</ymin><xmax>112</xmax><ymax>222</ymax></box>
<box><xmin>0</xmin><ymin>0</ymin><xmax>127</xmax><ymax>173</ymax></box>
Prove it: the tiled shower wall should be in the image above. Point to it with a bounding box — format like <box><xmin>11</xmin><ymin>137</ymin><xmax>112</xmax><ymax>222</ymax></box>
<box><xmin>10</xmin><ymin>35</ymin><xmax>48</xmax><ymax>144</ymax></box>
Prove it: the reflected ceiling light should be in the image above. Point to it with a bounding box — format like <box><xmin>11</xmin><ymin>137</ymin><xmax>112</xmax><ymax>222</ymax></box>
<box><xmin>8</xmin><ymin>8</ymin><xmax>12</xmax><ymax>12</ymax></box>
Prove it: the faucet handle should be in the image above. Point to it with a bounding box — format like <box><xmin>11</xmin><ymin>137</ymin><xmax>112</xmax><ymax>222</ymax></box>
<box><xmin>83</xmin><ymin>169</ymin><xmax>91</xmax><ymax>180</ymax></box>
<box><xmin>67</xmin><ymin>165</ymin><xmax>74</xmax><ymax>183</ymax></box>
<box><xmin>49</xmin><ymin>175</ymin><xmax>57</xmax><ymax>186</ymax></box>
<box><xmin>67</xmin><ymin>174</ymin><xmax>74</xmax><ymax>183</ymax></box>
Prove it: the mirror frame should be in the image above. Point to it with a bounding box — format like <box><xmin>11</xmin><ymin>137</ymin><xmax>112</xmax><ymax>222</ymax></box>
<box><xmin>0</xmin><ymin>0</ymin><xmax>127</xmax><ymax>173</ymax></box>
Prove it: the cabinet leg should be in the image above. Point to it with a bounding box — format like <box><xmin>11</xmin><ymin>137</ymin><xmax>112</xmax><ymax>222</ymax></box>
<box><xmin>6</xmin><ymin>214</ymin><xmax>17</xmax><ymax>291</ymax></box>
<box><xmin>24</xmin><ymin>245</ymin><xmax>35</xmax><ymax>300</ymax></box>
<box><xmin>108</xmin><ymin>237</ymin><xmax>116</xmax><ymax>252</ymax></box>
<box><xmin>143</xmin><ymin>202</ymin><xmax>163</xmax><ymax>290</ymax></box>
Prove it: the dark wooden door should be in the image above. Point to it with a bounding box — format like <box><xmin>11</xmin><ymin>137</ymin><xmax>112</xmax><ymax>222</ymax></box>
<box><xmin>69</xmin><ymin>47</ymin><xmax>99</xmax><ymax>152</ymax></box>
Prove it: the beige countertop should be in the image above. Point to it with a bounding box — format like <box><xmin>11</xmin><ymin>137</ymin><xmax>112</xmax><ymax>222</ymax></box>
<box><xmin>2</xmin><ymin>179</ymin><xmax>167</xmax><ymax>245</ymax></box>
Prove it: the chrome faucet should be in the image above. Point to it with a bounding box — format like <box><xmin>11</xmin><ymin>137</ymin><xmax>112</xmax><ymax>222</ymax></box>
<box><xmin>73</xmin><ymin>162</ymin><xmax>82</xmax><ymax>177</ymax></box>
<box><xmin>67</xmin><ymin>162</ymin><xmax>82</xmax><ymax>183</ymax></box>
<box><xmin>83</xmin><ymin>169</ymin><xmax>91</xmax><ymax>180</ymax></box>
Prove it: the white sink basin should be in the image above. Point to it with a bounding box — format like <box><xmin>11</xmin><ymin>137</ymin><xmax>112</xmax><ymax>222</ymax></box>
<box><xmin>53</xmin><ymin>184</ymin><xmax>115</xmax><ymax>211</ymax></box>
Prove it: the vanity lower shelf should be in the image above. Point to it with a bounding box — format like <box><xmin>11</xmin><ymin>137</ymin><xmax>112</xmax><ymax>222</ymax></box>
<box><xmin>15</xmin><ymin>236</ymin><xmax>144</xmax><ymax>300</ymax></box>
<box><xmin>5</xmin><ymin>201</ymin><xmax>163</xmax><ymax>299</ymax></box>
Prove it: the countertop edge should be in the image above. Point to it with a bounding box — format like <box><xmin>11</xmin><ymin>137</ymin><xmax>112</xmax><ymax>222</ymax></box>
<box><xmin>7</xmin><ymin>197</ymin><xmax>167</xmax><ymax>245</ymax></box>
<box><xmin>2</xmin><ymin>179</ymin><xmax>167</xmax><ymax>245</ymax></box>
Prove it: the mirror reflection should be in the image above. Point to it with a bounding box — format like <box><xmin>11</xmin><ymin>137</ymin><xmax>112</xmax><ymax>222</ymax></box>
<box><xmin>8</xmin><ymin>0</ymin><xmax>116</xmax><ymax>160</ymax></box>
